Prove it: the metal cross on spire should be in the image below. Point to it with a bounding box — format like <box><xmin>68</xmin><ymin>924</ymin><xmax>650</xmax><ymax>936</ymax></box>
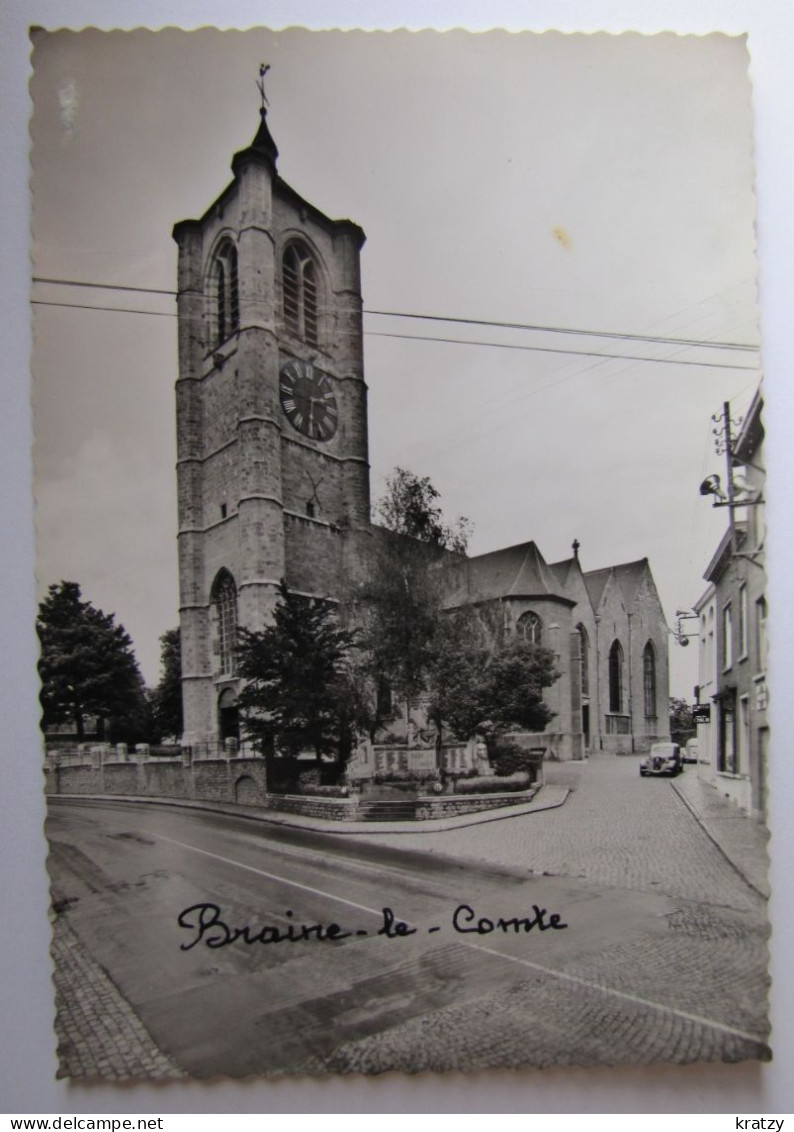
<box><xmin>257</xmin><ymin>63</ymin><xmax>271</xmax><ymax>110</ymax></box>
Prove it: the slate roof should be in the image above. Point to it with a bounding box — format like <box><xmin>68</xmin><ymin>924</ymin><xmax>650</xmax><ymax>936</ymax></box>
<box><xmin>583</xmin><ymin>558</ymin><xmax>649</xmax><ymax>610</ymax></box>
<box><xmin>443</xmin><ymin>541</ymin><xmax>575</xmax><ymax>607</ymax></box>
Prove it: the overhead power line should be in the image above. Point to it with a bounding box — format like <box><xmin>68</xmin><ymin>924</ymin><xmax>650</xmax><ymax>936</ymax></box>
<box><xmin>30</xmin><ymin>299</ymin><xmax>759</xmax><ymax>372</ymax></box>
<box><xmin>365</xmin><ymin>309</ymin><xmax>758</xmax><ymax>353</ymax></box>
<box><xmin>367</xmin><ymin>331</ymin><xmax>759</xmax><ymax>372</ymax></box>
<box><xmin>32</xmin><ymin>275</ymin><xmax>759</xmax><ymax>353</ymax></box>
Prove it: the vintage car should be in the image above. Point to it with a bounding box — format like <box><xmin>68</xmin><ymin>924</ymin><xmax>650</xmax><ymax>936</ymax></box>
<box><xmin>639</xmin><ymin>742</ymin><xmax>683</xmax><ymax>777</ymax></box>
<box><xmin>682</xmin><ymin>737</ymin><xmax>699</xmax><ymax>763</ymax></box>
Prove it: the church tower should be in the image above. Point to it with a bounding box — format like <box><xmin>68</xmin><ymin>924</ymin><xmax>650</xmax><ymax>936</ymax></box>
<box><xmin>172</xmin><ymin>106</ymin><xmax>369</xmax><ymax>745</ymax></box>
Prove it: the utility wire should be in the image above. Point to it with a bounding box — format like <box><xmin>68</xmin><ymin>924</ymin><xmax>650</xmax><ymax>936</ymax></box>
<box><xmin>365</xmin><ymin>308</ymin><xmax>757</xmax><ymax>353</ymax></box>
<box><xmin>31</xmin><ymin>299</ymin><xmax>759</xmax><ymax>372</ymax></box>
<box><xmin>32</xmin><ymin>275</ymin><xmax>759</xmax><ymax>353</ymax></box>
<box><xmin>368</xmin><ymin>331</ymin><xmax>758</xmax><ymax>372</ymax></box>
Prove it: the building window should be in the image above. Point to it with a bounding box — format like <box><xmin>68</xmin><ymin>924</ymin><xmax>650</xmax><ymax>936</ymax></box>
<box><xmin>608</xmin><ymin>640</ymin><xmax>624</xmax><ymax>713</ymax></box>
<box><xmin>576</xmin><ymin>624</ymin><xmax>589</xmax><ymax>698</ymax></box>
<box><xmin>722</xmin><ymin>603</ymin><xmax>733</xmax><ymax>671</ymax></box>
<box><xmin>213</xmin><ymin>241</ymin><xmax>239</xmax><ymax>346</ymax></box>
<box><xmin>738</xmin><ymin>584</ymin><xmax>748</xmax><ymax>660</ymax></box>
<box><xmin>756</xmin><ymin>595</ymin><xmax>768</xmax><ymax>672</ymax></box>
<box><xmin>282</xmin><ymin>243</ymin><xmax>319</xmax><ymax>346</ymax></box>
<box><xmin>643</xmin><ymin>641</ymin><xmax>656</xmax><ymax>719</ymax></box>
<box><xmin>517</xmin><ymin>610</ymin><xmax>542</xmax><ymax>645</ymax></box>
<box><xmin>211</xmin><ymin>569</ymin><xmax>238</xmax><ymax>677</ymax></box>
<box><xmin>718</xmin><ymin>693</ymin><xmax>737</xmax><ymax>774</ymax></box>
<box><xmin>218</xmin><ymin>687</ymin><xmax>240</xmax><ymax>742</ymax></box>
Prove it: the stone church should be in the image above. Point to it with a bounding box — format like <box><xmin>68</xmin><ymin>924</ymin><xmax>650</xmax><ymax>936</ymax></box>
<box><xmin>173</xmin><ymin>108</ymin><xmax>670</xmax><ymax>759</ymax></box>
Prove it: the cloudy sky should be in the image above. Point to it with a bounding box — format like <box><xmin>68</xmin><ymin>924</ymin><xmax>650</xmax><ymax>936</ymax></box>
<box><xmin>30</xmin><ymin>28</ymin><xmax>760</xmax><ymax>693</ymax></box>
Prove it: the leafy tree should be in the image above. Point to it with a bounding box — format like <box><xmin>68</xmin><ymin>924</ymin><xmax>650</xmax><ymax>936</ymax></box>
<box><xmin>37</xmin><ymin>581</ymin><xmax>148</xmax><ymax>742</ymax></box>
<box><xmin>236</xmin><ymin>582</ymin><xmax>359</xmax><ymax>771</ymax></box>
<box><xmin>151</xmin><ymin>627</ymin><xmax>183</xmax><ymax>741</ymax></box>
<box><xmin>427</xmin><ymin>610</ymin><xmax>559</xmax><ymax>748</ymax></box>
<box><xmin>376</xmin><ymin>466</ymin><xmax>471</xmax><ymax>553</ymax></box>
<box><xmin>669</xmin><ymin>696</ymin><xmax>695</xmax><ymax>745</ymax></box>
<box><xmin>355</xmin><ymin>533</ymin><xmax>442</xmax><ymax>727</ymax></box>
<box><xmin>357</xmin><ymin>468</ymin><xmax>472</xmax><ymax>742</ymax></box>
<box><xmin>478</xmin><ymin>640</ymin><xmax>559</xmax><ymax>737</ymax></box>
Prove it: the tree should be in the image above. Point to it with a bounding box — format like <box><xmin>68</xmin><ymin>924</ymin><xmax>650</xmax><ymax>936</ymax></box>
<box><xmin>376</xmin><ymin>466</ymin><xmax>471</xmax><ymax>553</ymax></box>
<box><xmin>427</xmin><ymin>608</ymin><xmax>560</xmax><ymax>748</ymax></box>
<box><xmin>151</xmin><ymin>627</ymin><xmax>183</xmax><ymax>742</ymax></box>
<box><xmin>236</xmin><ymin>582</ymin><xmax>359</xmax><ymax>770</ymax></box>
<box><xmin>669</xmin><ymin>696</ymin><xmax>695</xmax><ymax>745</ymax></box>
<box><xmin>359</xmin><ymin>468</ymin><xmax>472</xmax><ymax>741</ymax></box>
<box><xmin>37</xmin><ymin>581</ymin><xmax>148</xmax><ymax>742</ymax></box>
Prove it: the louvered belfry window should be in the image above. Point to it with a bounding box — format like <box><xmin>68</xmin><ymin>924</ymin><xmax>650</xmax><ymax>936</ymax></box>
<box><xmin>283</xmin><ymin>244</ymin><xmax>319</xmax><ymax>346</ymax></box>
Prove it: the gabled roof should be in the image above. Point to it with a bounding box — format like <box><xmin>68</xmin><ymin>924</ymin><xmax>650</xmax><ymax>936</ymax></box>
<box><xmin>703</xmin><ymin>523</ymin><xmax>746</xmax><ymax>584</ymax></box>
<box><xmin>444</xmin><ymin>541</ymin><xmax>575</xmax><ymax>607</ymax></box>
<box><xmin>583</xmin><ymin>558</ymin><xmax>649</xmax><ymax>611</ymax></box>
<box><xmin>548</xmin><ymin>555</ymin><xmax>577</xmax><ymax>589</ymax></box>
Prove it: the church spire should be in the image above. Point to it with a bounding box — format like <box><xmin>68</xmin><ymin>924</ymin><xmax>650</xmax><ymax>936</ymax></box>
<box><xmin>231</xmin><ymin>64</ymin><xmax>279</xmax><ymax>176</ymax></box>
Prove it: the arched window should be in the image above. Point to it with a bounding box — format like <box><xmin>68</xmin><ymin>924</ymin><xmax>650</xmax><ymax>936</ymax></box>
<box><xmin>576</xmin><ymin>624</ymin><xmax>589</xmax><ymax>698</ymax></box>
<box><xmin>282</xmin><ymin>243</ymin><xmax>319</xmax><ymax>346</ymax></box>
<box><xmin>643</xmin><ymin>641</ymin><xmax>657</xmax><ymax>719</ymax></box>
<box><xmin>517</xmin><ymin>610</ymin><xmax>542</xmax><ymax>645</ymax></box>
<box><xmin>213</xmin><ymin>241</ymin><xmax>239</xmax><ymax>346</ymax></box>
<box><xmin>608</xmin><ymin>640</ymin><xmax>624</xmax><ymax>713</ymax></box>
<box><xmin>218</xmin><ymin>687</ymin><xmax>240</xmax><ymax>742</ymax></box>
<box><xmin>211</xmin><ymin>570</ymin><xmax>238</xmax><ymax>677</ymax></box>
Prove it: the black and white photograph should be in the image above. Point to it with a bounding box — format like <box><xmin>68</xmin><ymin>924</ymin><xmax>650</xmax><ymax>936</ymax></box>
<box><xmin>23</xmin><ymin>20</ymin><xmax>777</xmax><ymax>1089</ymax></box>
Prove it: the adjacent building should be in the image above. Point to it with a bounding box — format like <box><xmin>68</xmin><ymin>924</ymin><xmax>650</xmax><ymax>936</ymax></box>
<box><xmin>694</xmin><ymin>388</ymin><xmax>767</xmax><ymax>820</ymax></box>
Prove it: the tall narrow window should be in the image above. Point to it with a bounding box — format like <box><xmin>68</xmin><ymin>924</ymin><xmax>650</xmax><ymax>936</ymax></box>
<box><xmin>282</xmin><ymin>243</ymin><xmax>319</xmax><ymax>346</ymax></box>
<box><xmin>576</xmin><ymin>624</ymin><xmax>589</xmax><ymax>697</ymax></box>
<box><xmin>517</xmin><ymin>610</ymin><xmax>542</xmax><ymax>645</ymax></box>
<box><xmin>722</xmin><ymin>603</ymin><xmax>733</xmax><ymax>671</ymax></box>
<box><xmin>643</xmin><ymin>641</ymin><xmax>656</xmax><ymax>719</ymax></box>
<box><xmin>211</xmin><ymin>570</ymin><xmax>238</xmax><ymax>677</ymax></box>
<box><xmin>738</xmin><ymin>583</ymin><xmax>748</xmax><ymax>659</ymax></box>
<box><xmin>608</xmin><ymin>640</ymin><xmax>624</xmax><ymax>713</ymax></box>
<box><xmin>756</xmin><ymin>595</ymin><xmax>768</xmax><ymax>672</ymax></box>
<box><xmin>213</xmin><ymin>241</ymin><xmax>239</xmax><ymax>346</ymax></box>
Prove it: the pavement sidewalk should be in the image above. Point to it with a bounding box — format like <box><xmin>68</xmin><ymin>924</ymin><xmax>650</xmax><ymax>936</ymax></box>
<box><xmin>671</xmin><ymin>768</ymin><xmax>770</xmax><ymax>898</ymax></box>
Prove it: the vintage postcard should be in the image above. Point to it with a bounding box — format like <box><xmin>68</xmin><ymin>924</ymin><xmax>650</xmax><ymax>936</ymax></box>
<box><xmin>31</xmin><ymin>27</ymin><xmax>771</xmax><ymax>1081</ymax></box>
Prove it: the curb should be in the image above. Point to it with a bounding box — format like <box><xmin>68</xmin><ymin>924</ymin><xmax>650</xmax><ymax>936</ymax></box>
<box><xmin>46</xmin><ymin>785</ymin><xmax>570</xmax><ymax>836</ymax></box>
<box><xmin>670</xmin><ymin>780</ymin><xmax>769</xmax><ymax>900</ymax></box>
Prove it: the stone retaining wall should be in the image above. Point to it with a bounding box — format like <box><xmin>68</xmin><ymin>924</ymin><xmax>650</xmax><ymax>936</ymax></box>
<box><xmin>46</xmin><ymin>749</ymin><xmax>268</xmax><ymax>807</ymax></box>
<box><xmin>45</xmin><ymin>748</ymin><xmax>538</xmax><ymax>820</ymax></box>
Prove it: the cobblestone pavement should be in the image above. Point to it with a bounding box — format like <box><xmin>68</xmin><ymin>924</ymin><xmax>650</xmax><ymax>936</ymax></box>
<box><xmin>51</xmin><ymin>912</ymin><xmax>186</xmax><ymax>1080</ymax></box>
<box><xmin>354</xmin><ymin>754</ymin><xmax>766</xmax><ymax>913</ymax></box>
<box><xmin>301</xmin><ymin>755</ymin><xmax>771</xmax><ymax>1074</ymax></box>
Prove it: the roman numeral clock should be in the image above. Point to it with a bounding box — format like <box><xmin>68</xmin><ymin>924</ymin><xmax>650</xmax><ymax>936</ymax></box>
<box><xmin>279</xmin><ymin>359</ymin><xmax>338</xmax><ymax>442</ymax></box>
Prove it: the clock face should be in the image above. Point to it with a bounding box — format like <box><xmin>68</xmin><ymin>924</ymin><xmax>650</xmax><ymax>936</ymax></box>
<box><xmin>279</xmin><ymin>360</ymin><xmax>338</xmax><ymax>442</ymax></box>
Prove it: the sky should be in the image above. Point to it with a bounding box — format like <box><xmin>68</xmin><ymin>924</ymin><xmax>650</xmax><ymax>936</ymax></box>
<box><xmin>30</xmin><ymin>28</ymin><xmax>761</xmax><ymax>694</ymax></box>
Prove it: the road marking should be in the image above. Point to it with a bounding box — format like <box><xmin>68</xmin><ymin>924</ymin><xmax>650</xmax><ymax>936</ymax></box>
<box><xmin>159</xmin><ymin>832</ymin><xmax>769</xmax><ymax>1049</ymax></box>
<box><xmin>158</xmin><ymin>833</ymin><xmax>384</xmax><ymax>918</ymax></box>
<box><xmin>464</xmin><ymin>941</ymin><xmax>769</xmax><ymax>1047</ymax></box>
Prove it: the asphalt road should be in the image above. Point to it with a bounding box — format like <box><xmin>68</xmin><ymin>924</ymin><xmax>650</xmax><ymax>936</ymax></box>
<box><xmin>46</xmin><ymin>792</ymin><xmax>770</xmax><ymax>1077</ymax></box>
